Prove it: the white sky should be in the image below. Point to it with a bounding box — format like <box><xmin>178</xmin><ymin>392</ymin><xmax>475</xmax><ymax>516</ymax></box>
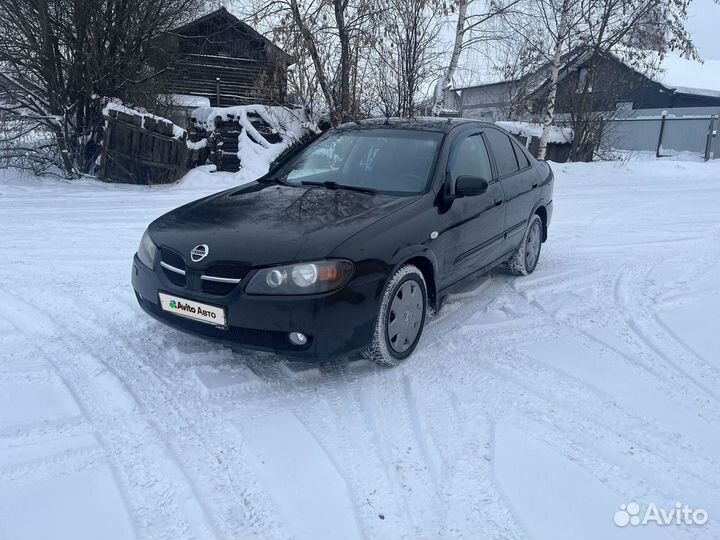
<box><xmin>448</xmin><ymin>0</ymin><xmax>720</xmax><ymax>88</ymax></box>
<box><xmin>687</xmin><ymin>0</ymin><xmax>720</xmax><ymax>60</ymax></box>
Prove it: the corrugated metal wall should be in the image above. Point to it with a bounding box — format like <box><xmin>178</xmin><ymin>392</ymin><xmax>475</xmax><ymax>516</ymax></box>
<box><xmin>558</xmin><ymin>107</ymin><xmax>720</xmax><ymax>159</ymax></box>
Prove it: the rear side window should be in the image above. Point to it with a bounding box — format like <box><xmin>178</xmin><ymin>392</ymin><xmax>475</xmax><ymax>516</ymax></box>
<box><xmin>512</xmin><ymin>140</ymin><xmax>531</xmax><ymax>169</ymax></box>
<box><xmin>485</xmin><ymin>129</ymin><xmax>519</xmax><ymax>177</ymax></box>
<box><xmin>449</xmin><ymin>133</ymin><xmax>492</xmax><ymax>182</ymax></box>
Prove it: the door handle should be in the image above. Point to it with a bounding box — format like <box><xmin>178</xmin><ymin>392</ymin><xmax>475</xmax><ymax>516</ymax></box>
<box><xmin>532</xmin><ymin>182</ymin><xmax>538</xmax><ymax>189</ymax></box>
<box><xmin>494</xmin><ymin>199</ymin><xmax>503</xmax><ymax>206</ymax></box>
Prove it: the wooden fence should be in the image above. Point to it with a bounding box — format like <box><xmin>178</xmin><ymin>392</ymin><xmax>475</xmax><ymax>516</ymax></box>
<box><xmin>100</xmin><ymin>108</ymin><xmax>188</xmax><ymax>184</ymax></box>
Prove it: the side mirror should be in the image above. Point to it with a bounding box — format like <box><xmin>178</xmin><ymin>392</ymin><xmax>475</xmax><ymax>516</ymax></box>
<box><xmin>455</xmin><ymin>175</ymin><xmax>489</xmax><ymax>197</ymax></box>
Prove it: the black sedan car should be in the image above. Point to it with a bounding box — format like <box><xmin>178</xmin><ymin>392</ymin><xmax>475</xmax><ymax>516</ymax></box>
<box><xmin>132</xmin><ymin>118</ymin><xmax>553</xmax><ymax>366</ymax></box>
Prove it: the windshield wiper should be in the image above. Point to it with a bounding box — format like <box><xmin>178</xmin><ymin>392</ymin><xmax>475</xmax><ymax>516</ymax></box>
<box><xmin>300</xmin><ymin>180</ymin><xmax>377</xmax><ymax>195</ymax></box>
<box><xmin>258</xmin><ymin>176</ymin><xmax>289</xmax><ymax>186</ymax></box>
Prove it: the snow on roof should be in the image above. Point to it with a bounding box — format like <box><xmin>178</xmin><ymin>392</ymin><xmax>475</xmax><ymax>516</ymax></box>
<box><xmin>496</xmin><ymin>121</ymin><xmax>574</xmax><ymax>144</ymax></box>
<box><xmin>652</xmin><ymin>53</ymin><xmax>720</xmax><ymax>97</ymax></box>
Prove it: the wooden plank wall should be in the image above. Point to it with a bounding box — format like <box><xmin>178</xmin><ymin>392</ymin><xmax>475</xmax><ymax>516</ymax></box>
<box><xmin>100</xmin><ymin>109</ymin><xmax>188</xmax><ymax>184</ymax></box>
<box><xmin>164</xmin><ymin>54</ymin><xmax>286</xmax><ymax>106</ymax></box>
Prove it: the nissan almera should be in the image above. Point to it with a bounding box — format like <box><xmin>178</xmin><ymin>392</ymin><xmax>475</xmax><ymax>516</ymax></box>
<box><xmin>131</xmin><ymin>118</ymin><xmax>553</xmax><ymax>366</ymax></box>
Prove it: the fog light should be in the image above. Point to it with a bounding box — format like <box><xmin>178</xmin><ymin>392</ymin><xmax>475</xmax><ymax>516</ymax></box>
<box><xmin>289</xmin><ymin>332</ymin><xmax>308</xmax><ymax>346</ymax></box>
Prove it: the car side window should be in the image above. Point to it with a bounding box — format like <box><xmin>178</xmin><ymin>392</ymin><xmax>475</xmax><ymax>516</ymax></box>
<box><xmin>511</xmin><ymin>139</ymin><xmax>531</xmax><ymax>169</ymax></box>
<box><xmin>485</xmin><ymin>129</ymin><xmax>519</xmax><ymax>177</ymax></box>
<box><xmin>449</xmin><ymin>133</ymin><xmax>492</xmax><ymax>183</ymax></box>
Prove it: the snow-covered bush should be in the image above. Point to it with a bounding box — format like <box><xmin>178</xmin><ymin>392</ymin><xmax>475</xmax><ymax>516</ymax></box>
<box><xmin>189</xmin><ymin>105</ymin><xmax>319</xmax><ymax>178</ymax></box>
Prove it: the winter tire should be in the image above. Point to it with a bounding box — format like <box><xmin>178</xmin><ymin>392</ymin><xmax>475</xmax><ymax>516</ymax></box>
<box><xmin>364</xmin><ymin>264</ymin><xmax>428</xmax><ymax>367</ymax></box>
<box><xmin>507</xmin><ymin>214</ymin><xmax>543</xmax><ymax>276</ymax></box>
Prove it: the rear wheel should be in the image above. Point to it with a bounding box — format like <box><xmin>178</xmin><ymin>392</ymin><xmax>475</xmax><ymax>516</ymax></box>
<box><xmin>507</xmin><ymin>214</ymin><xmax>543</xmax><ymax>276</ymax></box>
<box><xmin>364</xmin><ymin>264</ymin><xmax>427</xmax><ymax>367</ymax></box>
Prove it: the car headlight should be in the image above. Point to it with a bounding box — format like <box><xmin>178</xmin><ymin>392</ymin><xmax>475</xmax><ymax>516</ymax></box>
<box><xmin>245</xmin><ymin>260</ymin><xmax>353</xmax><ymax>295</ymax></box>
<box><xmin>137</xmin><ymin>230</ymin><xmax>157</xmax><ymax>269</ymax></box>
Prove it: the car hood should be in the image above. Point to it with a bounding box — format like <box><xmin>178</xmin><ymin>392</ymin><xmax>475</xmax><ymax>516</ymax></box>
<box><xmin>149</xmin><ymin>182</ymin><xmax>418</xmax><ymax>267</ymax></box>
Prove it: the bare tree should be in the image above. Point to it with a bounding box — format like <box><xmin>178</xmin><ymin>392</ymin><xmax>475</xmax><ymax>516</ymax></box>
<box><xmin>569</xmin><ymin>0</ymin><xmax>697</xmax><ymax>160</ymax></box>
<box><xmin>496</xmin><ymin>0</ymin><xmax>696</xmax><ymax>160</ymax></box>
<box><xmin>431</xmin><ymin>0</ymin><xmax>523</xmax><ymax>115</ymax></box>
<box><xmin>494</xmin><ymin>0</ymin><xmax>588</xmax><ymax>157</ymax></box>
<box><xmin>372</xmin><ymin>0</ymin><xmax>445</xmax><ymax>117</ymax></box>
<box><xmin>0</xmin><ymin>0</ymin><xmax>200</xmax><ymax>176</ymax></box>
<box><xmin>249</xmin><ymin>0</ymin><xmax>386</xmax><ymax>125</ymax></box>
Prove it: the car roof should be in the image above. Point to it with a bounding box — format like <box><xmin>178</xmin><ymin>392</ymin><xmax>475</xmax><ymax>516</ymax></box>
<box><xmin>336</xmin><ymin>117</ymin><xmax>494</xmax><ymax>133</ymax></box>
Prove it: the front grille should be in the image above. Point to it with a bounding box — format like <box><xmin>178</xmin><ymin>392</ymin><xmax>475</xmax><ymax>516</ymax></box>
<box><xmin>201</xmin><ymin>262</ymin><xmax>250</xmax><ymax>296</ymax></box>
<box><xmin>160</xmin><ymin>248</ymin><xmax>186</xmax><ymax>287</ymax></box>
<box><xmin>201</xmin><ymin>279</ymin><xmax>237</xmax><ymax>296</ymax></box>
<box><xmin>204</xmin><ymin>263</ymin><xmax>250</xmax><ymax>279</ymax></box>
<box><xmin>161</xmin><ymin>248</ymin><xmax>185</xmax><ymax>269</ymax></box>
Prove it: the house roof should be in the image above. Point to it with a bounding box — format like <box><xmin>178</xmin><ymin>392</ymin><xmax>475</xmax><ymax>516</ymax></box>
<box><xmin>454</xmin><ymin>48</ymin><xmax>589</xmax><ymax>94</ymax></box>
<box><xmin>651</xmin><ymin>53</ymin><xmax>720</xmax><ymax>98</ymax></box>
<box><xmin>455</xmin><ymin>48</ymin><xmax>720</xmax><ymax>100</ymax></box>
<box><xmin>170</xmin><ymin>7</ymin><xmax>293</xmax><ymax>64</ymax></box>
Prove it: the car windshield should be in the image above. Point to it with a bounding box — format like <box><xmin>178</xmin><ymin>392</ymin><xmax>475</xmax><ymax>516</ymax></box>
<box><xmin>269</xmin><ymin>128</ymin><xmax>444</xmax><ymax>195</ymax></box>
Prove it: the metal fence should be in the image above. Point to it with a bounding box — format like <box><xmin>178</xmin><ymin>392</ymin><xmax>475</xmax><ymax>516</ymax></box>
<box><xmin>563</xmin><ymin>107</ymin><xmax>720</xmax><ymax>160</ymax></box>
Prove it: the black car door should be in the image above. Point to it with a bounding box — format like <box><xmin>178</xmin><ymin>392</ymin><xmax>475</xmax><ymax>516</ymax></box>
<box><xmin>441</xmin><ymin>130</ymin><xmax>506</xmax><ymax>286</ymax></box>
<box><xmin>484</xmin><ymin>128</ymin><xmax>539</xmax><ymax>250</ymax></box>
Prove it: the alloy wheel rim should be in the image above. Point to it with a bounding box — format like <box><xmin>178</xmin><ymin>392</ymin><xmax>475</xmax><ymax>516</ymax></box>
<box><xmin>387</xmin><ymin>280</ymin><xmax>424</xmax><ymax>353</ymax></box>
<box><xmin>525</xmin><ymin>221</ymin><xmax>541</xmax><ymax>270</ymax></box>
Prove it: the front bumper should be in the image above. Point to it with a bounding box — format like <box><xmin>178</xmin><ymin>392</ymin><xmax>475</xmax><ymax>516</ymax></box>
<box><xmin>131</xmin><ymin>255</ymin><xmax>384</xmax><ymax>359</ymax></box>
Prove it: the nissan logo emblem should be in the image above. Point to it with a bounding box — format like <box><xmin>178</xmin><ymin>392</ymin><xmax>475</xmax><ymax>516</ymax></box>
<box><xmin>190</xmin><ymin>244</ymin><xmax>209</xmax><ymax>263</ymax></box>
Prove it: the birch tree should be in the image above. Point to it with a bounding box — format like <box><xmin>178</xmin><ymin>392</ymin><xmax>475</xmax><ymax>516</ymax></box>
<box><xmin>570</xmin><ymin>0</ymin><xmax>696</xmax><ymax>160</ymax></box>
<box><xmin>432</xmin><ymin>0</ymin><xmax>468</xmax><ymax>115</ymax></box>
<box><xmin>431</xmin><ymin>0</ymin><xmax>522</xmax><ymax>116</ymax></box>
<box><xmin>496</xmin><ymin>0</ymin><xmax>588</xmax><ymax>158</ymax></box>
<box><xmin>535</xmin><ymin>0</ymin><xmax>586</xmax><ymax>159</ymax></box>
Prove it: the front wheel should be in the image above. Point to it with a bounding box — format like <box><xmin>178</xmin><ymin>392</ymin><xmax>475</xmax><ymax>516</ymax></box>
<box><xmin>364</xmin><ymin>264</ymin><xmax>428</xmax><ymax>367</ymax></box>
<box><xmin>507</xmin><ymin>214</ymin><xmax>543</xmax><ymax>276</ymax></box>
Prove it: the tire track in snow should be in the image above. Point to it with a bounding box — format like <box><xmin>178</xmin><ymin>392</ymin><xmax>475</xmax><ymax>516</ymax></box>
<box><xmin>511</xmin><ymin>259</ymin><xmax>720</xmax><ymax>422</ymax></box>
<box><xmin>50</xmin><ymin>296</ymin><xmax>292</xmax><ymax>540</ymax></box>
<box><xmin>401</xmin><ymin>369</ymin><xmax>525</xmax><ymax>540</ymax></box>
<box><xmin>494</xmin><ymin>265</ymin><xmax>720</xmax><ymax>492</ymax></box>
<box><xmin>614</xmin><ymin>269</ymin><xmax>720</xmax><ymax>405</ymax></box>
<box><xmin>356</xmin><ymin>370</ymin><xmax>442</xmax><ymax>535</ymax></box>
<box><xmin>0</xmin><ymin>298</ymin><xmax>142</xmax><ymax>540</ymax></box>
<box><xmin>401</xmin><ymin>374</ymin><xmax>443</xmax><ymax>493</ymax></box>
<box><xmin>0</xmin><ymin>445</ymin><xmax>103</xmax><ymax>491</ymax></box>
<box><xmin>489</xmin><ymin>347</ymin><xmax>720</xmax><ymax>495</ymax></box>
<box><xmin>0</xmin><ymin>417</ymin><xmax>88</xmax><ymax>448</ymax></box>
<box><xmin>419</xmin><ymin>266</ymin><xmax>720</xmax><ymax>514</ymax></box>
<box><xmin>475</xmin><ymin>356</ymin><xmax>710</xmax><ymax>507</ymax></box>
<box><xmin>68</xmin><ymin>288</ymin><xmax>303</xmax><ymax>540</ymax></box>
<box><xmin>0</xmin><ymin>288</ymin><xmax>215</xmax><ymax>540</ymax></box>
<box><xmin>297</xmin><ymin>362</ymin><xmax>401</xmax><ymax>538</ymax></box>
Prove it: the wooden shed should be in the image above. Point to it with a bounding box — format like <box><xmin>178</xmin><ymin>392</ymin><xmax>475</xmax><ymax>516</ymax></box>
<box><xmin>153</xmin><ymin>8</ymin><xmax>294</xmax><ymax>107</ymax></box>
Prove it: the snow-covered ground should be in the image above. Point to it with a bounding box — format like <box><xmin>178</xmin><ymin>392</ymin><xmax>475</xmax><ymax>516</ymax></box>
<box><xmin>1</xmin><ymin>157</ymin><xmax>720</xmax><ymax>540</ymax></box>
